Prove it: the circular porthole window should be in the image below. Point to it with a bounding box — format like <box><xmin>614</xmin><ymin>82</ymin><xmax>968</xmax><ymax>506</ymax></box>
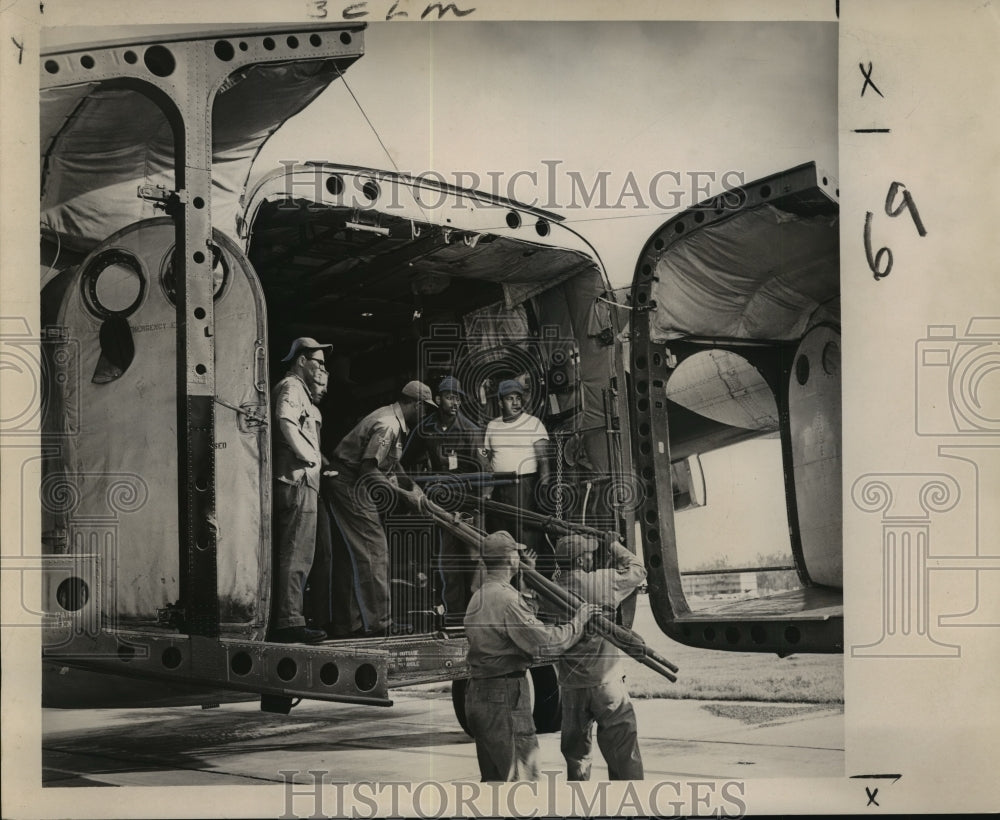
<box><xmin>161</xmin><ymin>244</ymin><xmax>230</xmax><ymax>305</ymax></box>
<box><xmin>81</xmin><ymin>249</ymin><xmax>146</xmax><ymax>319</ymax></box>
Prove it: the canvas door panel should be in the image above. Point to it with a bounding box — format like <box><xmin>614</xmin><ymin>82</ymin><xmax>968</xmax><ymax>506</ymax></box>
<box><xmin>52</xmin><ymin>218</ymin><xmax>268</xmax><ymax>628</ymax></box>
<box><xmin>55</xmin><ymin>219</ymin><xmax>180</xmax><ymax>623</ymax></box>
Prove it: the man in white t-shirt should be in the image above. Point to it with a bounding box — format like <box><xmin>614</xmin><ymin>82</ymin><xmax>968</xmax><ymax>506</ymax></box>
<box><xmin>483</xmin><ymin>380</ymin><xmax>552</xmax><ymax>572</ymax></box>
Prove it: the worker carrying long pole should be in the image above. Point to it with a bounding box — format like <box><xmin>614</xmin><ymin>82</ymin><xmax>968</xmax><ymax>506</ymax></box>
<box><xmin>462</xmin><ymin>530</ymin><xmax>601</xmax><ymax>781</ymax></box>
<box><xmin>399</xmin><ymin>489</ymin><xmax>679</xmax><ymax>785</ymax></box>
<box><xmin>550</xmin><ymin>532</ymin><xmax>646</xmax><ymax>780</ymax></box>
<box><xmin>397</xmin><ymin>491</ymin><xmax>679</xmax><ymax>682</ymax></box>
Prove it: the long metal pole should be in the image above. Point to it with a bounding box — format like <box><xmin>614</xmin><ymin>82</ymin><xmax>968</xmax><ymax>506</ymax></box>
<box><xmin>406</xmin><ymin>493</ymin><xmax>679</xmax><ymax>683</ymax></box>
<box><xmin>479</xmin><ymin>497</ymin><xmax>610</xmax><ymax>539</ymax></box>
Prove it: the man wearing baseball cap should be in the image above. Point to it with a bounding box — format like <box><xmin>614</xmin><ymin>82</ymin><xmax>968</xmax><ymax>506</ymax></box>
<box><xmin>270</xmin><ymin>337</ymin><xmax>333</xmax><ymax>644</ymax></box>
<box><xmin>402</xmin><ymin>376</ymin><xmax>486</xmax><ymax>622</ymax></box>
<box><xmin>463</xmin><ymin>530</ymin><xmax>600</xmax><ymax>781</ymax></box>
<box><xmin>552</xmin><ymin>532</ymin><xmax>646</xmax><ymax>780</ymax></box>
<box><xmin>324</xmin><ymin>381</ymin><xmax>436</xmax><ymax>637</ymax></box>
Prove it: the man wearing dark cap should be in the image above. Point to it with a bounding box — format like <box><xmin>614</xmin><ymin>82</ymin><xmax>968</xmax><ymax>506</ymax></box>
<box><xmin>483</xmin><ymin>379</ymin><xmax>551</xmax><ymax>570</ymax></box>
<box><xmin>326</xmin><ymin>381</ymin><xmax>436</xmax><ymax>637</ymax></box>
<box><xmin>464</xmin><ymin>530</ymin><xmax>600</xmax><ymax>782</ymax></box>
<box><xmin>270</xmin><ymin>337</ymin><xmax>333</xmax><ymax>643</ymax></box>
<box><xmin>402</xmin><ymin>376</ymin><xmax>486</xmax><ymax>621</ymax></box>
<box><xmin>552</xmin><ymin>532</ymin><xmax>646</xmax><ymax>780</ymax></box>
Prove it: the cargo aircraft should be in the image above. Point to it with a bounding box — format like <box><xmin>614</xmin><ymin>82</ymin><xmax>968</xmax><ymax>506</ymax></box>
<box><xmin>28</xmin><ymin>23</ymin><xmax>841</xmax><ymax>727</ymax></box>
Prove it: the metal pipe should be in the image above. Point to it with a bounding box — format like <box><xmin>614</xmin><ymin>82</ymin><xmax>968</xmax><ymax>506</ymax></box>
<box><xmin>411</xmin><ymin>471</ymin><xmax>517</xmax><ymax>487</ymax></box>
<box><xmin>406</xmin><ymin>491</ymin><xmax>679</xmax><ymax>683</ymax></box>
<box><xmin>519</xmin><ymin>565</ymin><xmax>679</xmax><ymax>678</ymax></box>
<box><xmin>479</xmin><ymin>497</ymin><xmax>609</xmax><ymax>539</ymax></box>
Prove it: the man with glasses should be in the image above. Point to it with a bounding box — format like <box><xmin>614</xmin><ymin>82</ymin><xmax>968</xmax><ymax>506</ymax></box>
<box><xmin>270</xmin><ymin>337</ymin><xmax>333</xmax><ymax>643</ymax></box>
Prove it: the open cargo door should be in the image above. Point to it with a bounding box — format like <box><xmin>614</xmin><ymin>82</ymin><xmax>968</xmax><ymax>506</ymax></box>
<box><xmin>39</xmin><ymin>27</ymin><xmax>407</xmax><ymax>711</ymax></box>
<box><xmin>240</xmin><ymin>164</ymin><xmax>637</xmax><ymax>725</ymax></box>
<box><xmin>628</xmin><ymin>162</ymin><xmax>843</xmax><ymax>654</ymax></box>
<box><xmin>240</xmin><ymin>163</ymin><xmax>636</xmax><ymax>549</ymax></box>
<box><xmin>39</xmin><ymin>26</ymin><xmax>366</xmax><ymax>643</ymax></box>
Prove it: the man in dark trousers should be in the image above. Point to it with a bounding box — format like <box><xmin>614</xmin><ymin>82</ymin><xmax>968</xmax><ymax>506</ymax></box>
<box><xmin>483</xmin><ymin>379</ymin><xmax>552</xmax><ymax>572</ymax></box>
<box><xmin>552</xmin><ymin>533</ymin><xmax>646</xmax><ymax>780</ymax></box>
<box><xmin>326</xmin><ymin>381</ymin><xmax>436</xmax><ymax>637</ymax></box>
<box><xmin>463</xmin><ymin>530</ymin><xmax>599</xmax><ymax>781</ymax></box>
<box><xmin>402</xmin><ymin>376</ymin><xmax>485</xmax><ymax>622</ymax></box>
<box><xmin>270</xmin><ymin>336</ymin><xmax>332</xmax><ymax>644</ymax></box>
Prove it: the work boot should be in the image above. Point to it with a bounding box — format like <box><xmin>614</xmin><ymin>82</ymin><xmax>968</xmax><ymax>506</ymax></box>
<box><xmin>270</xmin><ymin>625</ymin><xmax>327</xmax><ymax>644</ymax></box>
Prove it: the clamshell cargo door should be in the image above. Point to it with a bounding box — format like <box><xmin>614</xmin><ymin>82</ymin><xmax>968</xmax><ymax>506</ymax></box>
<box><xmin>39</xmin><ymin>26</ymin><xmax>366</xmax><ymax>643</ymax></box>
<box><xmin>45</xmin><ymin>219</ymin><xmax>271</xmax><ymax>632</ymax></box>
<box><xmin>628</xmin><ymin>162</ymin><xmax>843</xmax><ymax>654</ymax></box>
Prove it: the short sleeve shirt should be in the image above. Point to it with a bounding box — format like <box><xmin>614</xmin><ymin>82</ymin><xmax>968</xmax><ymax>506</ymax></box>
<box><xmin>484</xmin><ymin>413</ymin><xmax>548</xmax><ymax>475</ymax></box>
<box><xmin>272</xmin><ymin>373</ymin><xmax>323</xmax><ymax>489</ymax></box>
<box><xmin>330</xmin><ymin>402</ymin><xmax>407</xmax><ymax>482</ymax></box>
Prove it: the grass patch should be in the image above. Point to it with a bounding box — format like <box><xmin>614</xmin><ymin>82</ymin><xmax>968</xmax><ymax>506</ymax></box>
<box><xmin>625</xmin><ymin>646</ymin><xmax>842</xmax><ymax>703</ymax></box>
<box><xmin>700</xmin><ymin>702</ymin><xmax>839</xmax><ymax>726</ymax></box>
<box><xmin>625</xmin><ymin>596</ymin><xmax>843</xmax><ymax>703</ymax></box>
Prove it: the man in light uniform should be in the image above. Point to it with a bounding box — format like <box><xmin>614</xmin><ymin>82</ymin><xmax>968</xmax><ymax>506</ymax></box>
<box><xmin>552</xmin><ymin>533</ymin><xmax>646</xmax><ymax>780</ymax></box>
<box><xmin>464</xmin><ymin>530</ymin><xmax>600</xmax><ymax>781</ymax></box>
<box><xmin>271</xmin><ymin>337</ymin><xmax>332</xmax><ymax>644</ymax></box>
<box><xmin>326</xmin><ymin>381</ymin><xmax>435</xmax><ymax>637</ymax></box>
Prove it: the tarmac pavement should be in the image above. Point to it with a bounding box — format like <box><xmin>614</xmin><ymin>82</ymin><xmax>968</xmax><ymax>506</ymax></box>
<box><xmin>42</xmin><ymin>690</ymin><xmax>843</xmax><ymax>787</ymax></box>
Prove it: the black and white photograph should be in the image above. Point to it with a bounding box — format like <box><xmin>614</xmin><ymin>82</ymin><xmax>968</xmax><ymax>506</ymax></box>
<box><xmin>1</xmin><ymin>1</ymin><xmax>997</xmax><ymax>817</ymax></box>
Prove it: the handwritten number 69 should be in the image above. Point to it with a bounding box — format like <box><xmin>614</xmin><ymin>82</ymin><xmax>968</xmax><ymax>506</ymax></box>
<box><xmin>865</xmin><ymin>181</ymin><xmax>927</xmax><ymax>281</ymax></box>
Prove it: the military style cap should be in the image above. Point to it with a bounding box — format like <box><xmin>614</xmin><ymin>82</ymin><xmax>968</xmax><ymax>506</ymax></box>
<box><xmin>401</xmin><ymin>380</ymin><xmax>437</xmax><ymax>407</ymax></box>
<box><xmin>497</xmin><ymin>379</ymin><xmax>525</xmax><ymax>398</ymax></box>
<box><xmin>281</xmin><ymin>336</ymin><xmax>333</xmax><ymax>362</ymax></box>
<box><xmin>437</xmin><ymin>375</ymin><xmax>464</xmax><ymax>396</ymax></box>
<box><xmin>554</xmin><ymin>534</ymin><xmax>600</xmax><ymax>561</ymax></box>
<box><xmin>481</xmin><ymin>530</ymin><xmax>522</xmax><ymax>558</ymax></box>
